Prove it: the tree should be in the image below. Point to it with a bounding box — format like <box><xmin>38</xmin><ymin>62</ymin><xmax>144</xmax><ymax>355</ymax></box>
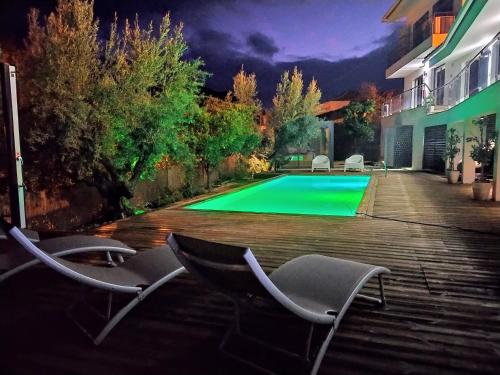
<box><xmin>189</xmin><ymin>95</ymin><xmax>260</xmax><ymax>189</ymax></box>
<box><xmin>98</xmin><ymin>13</ymin><xmax>207</xmax><ymax>210</ymax></box>
<box><xmin>269</xmin><ymin>67</ymin><xmax>326</xmax><ymax>168</ymax></box>
<box><xmin>342</xmin><ymin>100</ymin><xmax>376</xmax><ymax>153</ymax></box>
<box><xmin>23</xmin><ymin>0</ymin><xmax>102</xmax><ymax>187</ymax></box>
<box><xmin>22</xmin><ymin>1</ymin><xmax>207</xmax><ymax>216</ymax></box>
<box><xmin>233</xmin><ymin>66</ymin><xmax>260</xmax><ymax>109</ymax></box>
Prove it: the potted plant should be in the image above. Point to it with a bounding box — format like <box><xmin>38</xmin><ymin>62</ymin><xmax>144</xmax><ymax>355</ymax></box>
<box><xmin>442</xmin><ymin>128</ymin><xmax>461</xmax><ymax>184</ymax></box>
<box><xmin>466</xmin><ymin>118</ymin><xmax>497</xmax><ymax>200</ymax></box>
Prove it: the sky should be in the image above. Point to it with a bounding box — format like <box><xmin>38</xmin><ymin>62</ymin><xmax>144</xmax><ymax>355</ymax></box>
<box><xmin>0</xmin><ymin>0</ymin><xmax>402</xmax><ymax>104</ymax></box>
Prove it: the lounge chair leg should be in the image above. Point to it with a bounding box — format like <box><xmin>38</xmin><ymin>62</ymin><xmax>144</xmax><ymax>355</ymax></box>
<box><xmin>310</xmin><ymin>326</ymin><xmax>335</xmax><ymax>375</ymax></box>
<box><xmin>378</xmin><ymin>274</ymin><xmax>386</xmax><ymax>306</ymax></box>
<box><xmin>94</xmin><ymin>294</ymin><xmax>141</xmax><ymax>345</ymax></box>
<box><xmin>106</xmin><ymin>292</ymin><xmax>113</xmax><ymax>321</ymax></box>
<box><xmin>305</xmin><ymin>323</ymin><xmax>315</xmax><ymax>361</ymax></box>
<box><xmin>94</xmin><ymin>269</ymin><xmax>184</xmax><ymax>345</ymax></box>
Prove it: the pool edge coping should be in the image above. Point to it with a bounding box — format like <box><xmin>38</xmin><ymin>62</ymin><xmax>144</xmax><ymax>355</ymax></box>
<box><xmin>173</xmin><ymin>173</ymin><xmax>375</xmax><ymax>218</ymax></box>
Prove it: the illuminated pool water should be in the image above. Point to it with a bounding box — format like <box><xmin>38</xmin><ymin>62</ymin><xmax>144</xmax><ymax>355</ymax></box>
<box><xmin>186</xmin><ymin>175</ymin><xmax>370</xmax><ymax>217</ymax></box>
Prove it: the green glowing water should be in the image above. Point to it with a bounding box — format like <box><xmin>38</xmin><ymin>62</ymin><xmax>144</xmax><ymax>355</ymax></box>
<box><xmin>186</xmin><ymin>175</ymin><xmax>370</xmax><ymax>216</ymax></box>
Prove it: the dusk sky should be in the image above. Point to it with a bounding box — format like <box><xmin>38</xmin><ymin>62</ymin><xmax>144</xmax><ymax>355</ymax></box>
<box><xmin>0</xmin><ymin>0</ymin><xmax>402</xmax><ymax>103</ymax></box>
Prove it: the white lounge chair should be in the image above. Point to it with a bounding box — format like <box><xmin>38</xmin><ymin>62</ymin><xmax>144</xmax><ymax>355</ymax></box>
<box><xmin>1</xmin><ymin>227</ymin><xmax>136</xmax><ymax>282</ymax></box>
<box><xmin>311</xmin><ymin>155</ymin><xmax>330</xmax><ymax>172</ymax></box>
<box><xmin>0</xmin><ymin>218</ymin><xmax>186</xmax><ymax>345</ymax></box>
<box><xmin>168</xmin><ymin>233</ymin><xmax>390</xmax><ymax>375</ymax></box>
<box><xmin>344</xmin><ymin>154</ymin><xmax>364</xmax><ymax>172</ymax></box>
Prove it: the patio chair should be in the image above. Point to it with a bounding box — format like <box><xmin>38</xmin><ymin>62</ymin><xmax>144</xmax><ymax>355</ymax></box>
<box><xmin>167</xmin><ymin>233</ymin><xmax>390</xmax><ymax>375</ymax></box>
<box><xmin>0</xmin><ymin>218</ymin><xmax>186</xmax><ymax>345</ymax></box>
<box><xmin>311</xmin><ymin>155</ymin><xmax>331</xmax><ymax>172</ymax></box>
<box><xmin>1</xmin><ymin>227</ymin><xmax>137</xmax><ymax>282</ymax></box>
<box><xmin>344</xmin><ymin>154</ymin><xmax>365</xmax><ymax>172</ymax></box>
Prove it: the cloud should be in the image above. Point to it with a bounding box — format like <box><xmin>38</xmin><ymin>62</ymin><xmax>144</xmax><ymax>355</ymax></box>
<box><xmin>194</xmin><ymin>29</ymin><xmax>241</xmax><ymax>53</ymax></box>
<box><xmin>246</xmin><ymin>32</ymin><xmax>279</xmax><ymax>57</ymax></box>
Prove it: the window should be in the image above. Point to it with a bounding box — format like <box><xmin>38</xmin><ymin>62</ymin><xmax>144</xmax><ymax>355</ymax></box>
<box><xmin>413</xmin><ymin>12</ymin><xmax>430</xmax><ymax>47</ymax></box>
<box><xmin>433</xmin><ymin>65</ymin><xmax>446</xmax><ymax>105</ymax></box>
<box><xmin>413</xmin><ymin>75</ymin><xmax>424</xmax><ymax>107</ymax></box>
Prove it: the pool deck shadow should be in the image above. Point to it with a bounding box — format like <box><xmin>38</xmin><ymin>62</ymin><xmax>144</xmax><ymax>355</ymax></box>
<box><xmin>1</xmin><ymin>171</ymin><xmax>500</xmax><ymax>374</ymax></box>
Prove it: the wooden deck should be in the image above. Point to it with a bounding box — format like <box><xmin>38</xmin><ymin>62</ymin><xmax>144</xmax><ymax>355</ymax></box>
<box><xmin>2</xmin><ymin>172</ymin><xmax>500</xmax><ymax>374</ymax></box>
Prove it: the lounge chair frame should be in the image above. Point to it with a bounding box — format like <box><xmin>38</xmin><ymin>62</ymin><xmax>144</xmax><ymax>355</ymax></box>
<box><xmin>0</xmin><ymin>220</ymin><xmax>185</xmax><ymax>345</ymax></box>
<box><xmin>168</xmin><ymin>233</ymin><xmax>389</xmax><ymax>375</ymax></box>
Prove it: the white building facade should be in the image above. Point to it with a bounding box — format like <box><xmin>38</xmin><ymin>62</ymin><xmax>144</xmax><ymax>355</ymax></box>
<box><xmin>381</xmin><ymin>0</ymin><xmax>500</xmax><ymax>200</ymax></box>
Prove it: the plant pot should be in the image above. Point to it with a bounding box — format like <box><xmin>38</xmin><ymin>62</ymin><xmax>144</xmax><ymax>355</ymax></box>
<box><xmin>447</xmin><ymin>170</ymin><xmax>460</xmax><ymax>184</ymax></box>
<box><xmin>472</xmin><ymin>181</ymin><xmax>492</xmax><ymax>201</ymax></box>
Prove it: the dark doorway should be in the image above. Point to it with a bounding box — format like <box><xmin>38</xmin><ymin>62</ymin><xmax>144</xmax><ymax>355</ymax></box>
<box><xmin>423</xmin><ymin>125</ymin><xmax>447</xmax><ymax>172</ymax></box>
<box><xmin>394</xmin><ymin>125</ymin><xmax>413</xmax><ymax>168</ymax></box>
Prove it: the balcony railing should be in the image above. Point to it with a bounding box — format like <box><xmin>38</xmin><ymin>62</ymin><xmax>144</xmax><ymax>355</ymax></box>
<box><xmin>428</xmin><ymin>34</ymin><xmax>500</xmax><ymax>111</ymax></box>
<box><xmin>382</xmin><ymin>33</ymin><xmax>500</xmax><ymax>118</ymax></box>
<box><xmin>382</xmin><ymin>84</ymin><xmax>430</xmax><ymax>118</ymax></box>
<box><xmin>388</xmin><ymin>13</ymin><xmax>455</xmax><ymax>68</ymax></box>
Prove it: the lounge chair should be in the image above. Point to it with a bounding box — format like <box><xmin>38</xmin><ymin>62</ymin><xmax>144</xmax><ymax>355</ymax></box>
<box><xmin>1</xmin><ymin>227</ymin><xmax>137</xmax><ymax>282</ymax></box>
<box><xmin>344</xmin><ymin>154</ymin><xmax>364</xmax><ymax>172</ymax></box>
<box><xmin>0</xmin><ymin>218</ymin><xmax>186</xmax><ymax>345</ymax></box>
<box><xmin>167</xmin><ymin>233</ymin><xmax>390</xmax><ymax>375</ymax></box>
<box><xmin>311</xmin><ymin>155</ymin><xmax>331</xmax><ymax>172</ymax></box>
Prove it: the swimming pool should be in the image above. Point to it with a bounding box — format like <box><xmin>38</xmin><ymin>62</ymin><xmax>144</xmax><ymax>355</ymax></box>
<box><xmin>186</xmin><ymin>175</ymin><xmax>370</xmax><ymax>217</ymax></box>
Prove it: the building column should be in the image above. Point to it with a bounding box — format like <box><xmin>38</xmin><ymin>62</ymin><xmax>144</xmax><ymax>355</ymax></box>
<box><xmin>412</xmin><ymin>125</ymin><xmax>424</xmax><ymax>170</ymax></box>
<box><xmin>493</xmin><ymin>114</ymin><xmax>500</xmax><ymax>201</ymax></box>
<box><xmin>462</xmin><ymin>120</ymin><xmax>476</xmax><ymax>184</ymax></box>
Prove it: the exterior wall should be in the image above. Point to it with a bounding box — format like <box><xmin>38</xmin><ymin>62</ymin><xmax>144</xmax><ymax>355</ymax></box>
<box><xmin>382</xmin><ymin>81</ymin><xmax>500</xmax><ymax>181</ymax></box>
<box><xmin>404</xmin><ymin>68</ymin><xmax>426</xmax><ymax>91</ymax></box>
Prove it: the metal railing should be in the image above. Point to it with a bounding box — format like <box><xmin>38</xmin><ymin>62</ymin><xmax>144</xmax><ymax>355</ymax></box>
<box><xmin>428</xmin><ymin>34</ymin><xmax>500</xmax><ymax>111</ymax></box>
<box><xmin>382</xmin><ymin>83</ymin><xmax>431</xmax><ymax>117</ymax></box>
<box><xmin>383</xmin><ymin>33</ymin><xmax>500</xmax><ymax>117</ymax></box>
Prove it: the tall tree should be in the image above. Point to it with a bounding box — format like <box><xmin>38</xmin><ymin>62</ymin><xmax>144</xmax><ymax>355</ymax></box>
<box><xmin>99</xmin><ymin>13</ymin><xmax>207</xmax><ymax>206</ymax></box>
<box><xmin>24</xmin><ymin>0</ymin><xmax>102</xmax><ymax>186</ymax></box>
<box><xmin>189</xmin><ymin>95</ymin><xmax>260</xmax><ymax>189</ymax></box>
<box><xmin>342</xmin><ymin>100</ymin><xmax>376</xmax><ymax>153</ymax></box>
<box><xmin>22</xmin><ymin>1</ymin><xmax>207</xmax><ymax>216</ymax></box>
<box><xmin>269</xmin><ymin>67</ymin><xmax>326</xmax><ymax>168</ymax></box>
<box><xmin>233</xmin><ymin>66</ymin><xmax>260</xmax><ymax>108</ymax></box>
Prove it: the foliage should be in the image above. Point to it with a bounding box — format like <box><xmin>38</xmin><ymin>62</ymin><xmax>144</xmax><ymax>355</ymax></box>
<box><xmin>188</xmin><ymin>95</ymin><xmax>261</xmax><ymax>189</ymax></box>
<box><xmin>99</xmin><ymin>13</ymin><xmax>207</xmax><ymax>191</ymax></box>
<box><xmin>466</xmin><ymin>117</ymin><xmax>497</xmax><ymax>182</ymax></box>
<box><xmin>443</xmin><ymin>128</ymin><xmax>461</xmax><ymax>171</ymax></box>
<box><xmin>269</xmin><ymin>67</ymin><xmax>326</xmax><ymax>168</ymax></box>
<box><xmin>22</xmin><ymin>1</ymin><xmax>207</xmax><ymax>215</ymax></box>
<box><xmin>247</xmin><ymin>154</ymin><xmax>270</xmax><ymax>177</ymax></box>
<box><xmin>233</xmin><ymin>66</ymin><xmax>260</xmax><ymax>110</ymax></box>
<box><xmin>273</xmin><ymin>116</ymin><xmax>326</xmax><ymax>168</ymax></box>
<box><xmin>342</xmin><ymin>100</ymin><xmax>376</xmax><ymax>153</ymax></box>
<box><xmin>23</xmin><ymin>0</ymin><xmax>102</xmax><ymax>185</ymax></box>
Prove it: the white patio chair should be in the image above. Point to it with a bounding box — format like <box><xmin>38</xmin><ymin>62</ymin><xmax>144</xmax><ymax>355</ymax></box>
<box><xmin>311</xmin><ymin>155</ymin><xmax>330</xmax><ymax>172</ymax></box>
<box><xmin>344</xmin><ymin>154</ymin><xmax>364</xmax><ymax>172</ymax></box>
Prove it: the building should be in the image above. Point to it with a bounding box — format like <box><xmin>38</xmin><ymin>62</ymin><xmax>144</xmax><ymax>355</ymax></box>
<box><xmin>380</xmin><ymin>0</ymin><xmax>500</xmax><ymax>200</ymax></box>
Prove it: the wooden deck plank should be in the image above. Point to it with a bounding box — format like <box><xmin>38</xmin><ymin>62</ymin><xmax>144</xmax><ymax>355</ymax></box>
<box><xmin>1</xmin><ymin>171</ymin><xmax>500</xmax><ymax>374</ymax></box>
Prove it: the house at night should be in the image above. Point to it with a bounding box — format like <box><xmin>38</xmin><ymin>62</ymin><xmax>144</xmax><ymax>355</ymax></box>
<box><xmin>381</xmin><ymin>0</ymin><xmax>500</xmax><ymax>200</ymax></box>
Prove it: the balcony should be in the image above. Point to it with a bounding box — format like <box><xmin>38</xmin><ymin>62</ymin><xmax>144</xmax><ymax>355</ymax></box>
<box><xmin>432</xmin><ymin>13</ymin><xmax>455</xmax><ymax>47</ymax></box>
<box><xmin>382</xmin><ymin>33</ymin><xmax>500</xmax><ymax>118</ymax></box>
<box><xmin>387</xmin><ymin>13</ymin><xmax>455</xmax><ymax>78</ymax></box>
<box><xmin>428</xmin><ymin>35</ymin><xmax>500</xmax><ymax>112</ymax></box>
<box><xmin>382</xmin><ymin>83</ymin><xmax>430</xmax><ymax>118</ymax></box>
